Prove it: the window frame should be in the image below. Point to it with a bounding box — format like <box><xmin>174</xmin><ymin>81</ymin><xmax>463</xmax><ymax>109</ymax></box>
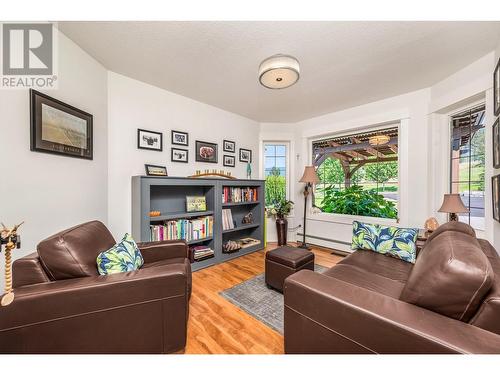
<box><xmin>262</xmin><ymin>141</ymin><xmax>290</xmax><ymax>202</ymax></box>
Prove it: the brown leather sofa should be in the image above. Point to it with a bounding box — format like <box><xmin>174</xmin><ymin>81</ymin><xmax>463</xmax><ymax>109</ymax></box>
<box><xmin>284</xmin><ymin>221</ymin><xmax>500</xmax><ymax>354</ymax></box>
<box><xmin>0</xmin><ymin>221</ymin><xmax>191</xmax><ymax>354</ymax></box>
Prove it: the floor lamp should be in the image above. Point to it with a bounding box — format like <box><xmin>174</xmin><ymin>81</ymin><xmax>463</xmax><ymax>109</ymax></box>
<box><xmin>299</xmin><ymin>166</ymin><xmax>319</xmax><ymax>249</ymax></box>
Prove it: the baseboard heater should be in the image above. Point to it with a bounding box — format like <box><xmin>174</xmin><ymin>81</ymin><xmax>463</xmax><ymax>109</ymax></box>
<box><xmin>297</xmin><ymin>233</ymin><xmax>351</xmax><ymax>256</ymax></box>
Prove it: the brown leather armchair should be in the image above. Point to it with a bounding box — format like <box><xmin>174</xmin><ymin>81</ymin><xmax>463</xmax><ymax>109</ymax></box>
<box><xmin>0</xmin><ymin>221</ymin><xmax>191</xmax><ymax>354</ymax></box>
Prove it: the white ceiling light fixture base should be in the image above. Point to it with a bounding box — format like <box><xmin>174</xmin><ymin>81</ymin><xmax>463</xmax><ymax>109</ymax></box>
<box><xmin>259</xmin><ymin>54</ymin><xmax>300</xmax><ymax>89</ymax></box>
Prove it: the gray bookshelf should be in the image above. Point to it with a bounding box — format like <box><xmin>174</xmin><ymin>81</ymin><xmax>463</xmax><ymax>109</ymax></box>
<box><xmin>132</xmin><ymin>176</ymin><xmax>265</xmax><ymax>271</ymax></box>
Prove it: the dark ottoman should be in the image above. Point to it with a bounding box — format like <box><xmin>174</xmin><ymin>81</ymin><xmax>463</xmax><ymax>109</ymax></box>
<box><xmin>265</xmin><ymin>246</ymin><xmax>315</xmax><ymax>292</ymax></box>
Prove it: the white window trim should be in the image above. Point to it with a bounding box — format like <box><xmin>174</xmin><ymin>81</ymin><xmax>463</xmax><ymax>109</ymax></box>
<box><xmin>262</xmin><ymin>141</ymin><xmax>291</xmax><ymax>200</ymax></box>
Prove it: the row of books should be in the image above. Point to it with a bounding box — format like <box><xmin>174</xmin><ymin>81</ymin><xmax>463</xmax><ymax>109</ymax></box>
<box><xmin>150</xmin><ymin>216</ymin><xmax>213</xmax><ymax>242</ymax></box>
<box><xmin>189</xmin><ymin>245</ymin><xmax>215</xmax><ymax>262</ymax></box>
<box><xmin>222</xmin><ymin>209</ymin><xmax>235</xmax><ymax>230</ymax></box>
<box><xmin>222</xmin><ymin>187</ymin><xmax>258</xmax><ymax>203</ymax></box>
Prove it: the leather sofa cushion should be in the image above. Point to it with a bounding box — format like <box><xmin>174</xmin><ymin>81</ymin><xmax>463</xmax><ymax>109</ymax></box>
<box><xmin>477</xmin><ymin>239</ymin><xmax>500</xmax><ymax>259</ymax></box>
<box><xmin>143</xmin><ymin>257</ymin><xmax>192</xmax><ymax>298</ymax></box>
<box><xmin>266</xmin><ymin>246</ymin><xmax>314</xmax><ymax>268</ymax></box>
<box><xmin>400</xmin><ymin>231</ymin><xmax>494</xmax><ymax>321</ymax></box>
<box><xmin>426</xmin><ymin>221</ymin><xmax>476</xmax><ymax>243</ymax></box>
<box><xmin>13</xmin><ymin>252</ymin><xmax>50</xmax><ymax>288</ymax></box>
<box><xmin>37</xmin><ymin>221</ymin><xmax>116</xmax><ymax>280</ymax></box>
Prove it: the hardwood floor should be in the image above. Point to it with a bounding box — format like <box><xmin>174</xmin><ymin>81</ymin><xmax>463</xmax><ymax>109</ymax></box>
<box><xmin>185</xmin><ymin>243</ymin><xmax>343</xmax><ymax>354</ymax></box>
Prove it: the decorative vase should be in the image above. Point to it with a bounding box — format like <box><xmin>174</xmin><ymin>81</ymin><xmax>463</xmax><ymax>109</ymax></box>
<box><xmin>276</xmin><ymin>217</ymin><xmax>288</xmax><ymax>246</ymax></box>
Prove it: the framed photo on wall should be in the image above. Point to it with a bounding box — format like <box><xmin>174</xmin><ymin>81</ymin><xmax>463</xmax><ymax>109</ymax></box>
<box><xmin>171</xmin><ymin>130</ymin><xmax>189</xmax><ymax>146</ymax></box>
<box><xmin>492</xmin><ymin>174</ymin><xmax>500</xmax><ymax>222</ymax></box>
<box><xmin>494</xmin><ymin>118</ymin><xmax>500</xmax><ymax>168</ymax></box>
<box><xmin>239</xmin><ymin>148</ymin><xmax>252</xmax><ymax>163</ymax></box>
<box><xmin>30</xmin><ymin>89</ymin><xmax>93</xmax><ymax>160</ymax></box>
<box><xmin>138</xmin><ymin>129</ymin><xmax>163</xmax><ymax>151</ymax></box>
<box><xmin>223</xmin><ymin>140</ymin><xmax>235</xmax><ymax>153</ymax></box>
<box><xmin>494</xmin><ymin>57</ymin><xmax>500</xmax><ymax>116</ymax></box>
<box><xmin>145</xmin><ymin>164</ymin><xmax>168</xmax><ymax>176</ymax></box>
<box><xmin>195</xmin><ymin>140</ymin><xmax>218</xmax><ymax>163</ymax></box>
<box><xmin>223</xmin><ymin>155</ymin><xmax>235</xmax><ymax>167</ymax></box>
<box><xmin>171</xmin><ymin>148</ymin><xmax>189</xmax><ymax>163</ymax></box>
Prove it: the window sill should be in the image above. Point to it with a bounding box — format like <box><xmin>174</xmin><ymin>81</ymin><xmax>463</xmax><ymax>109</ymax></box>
<box><xmin>308</xmin><ymin>211</ymin><xmax>398</xmax><ymax>226</ymax></box>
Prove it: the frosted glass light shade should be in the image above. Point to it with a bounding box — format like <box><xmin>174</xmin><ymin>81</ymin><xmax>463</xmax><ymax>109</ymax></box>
<box><xmin>259</xmin><ymin>54</ymin><xmax>300</xmax><ymax>89</ymax></box>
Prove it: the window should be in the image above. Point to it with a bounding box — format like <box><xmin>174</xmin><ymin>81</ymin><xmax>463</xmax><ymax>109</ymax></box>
<box><xmin>264</xmin><ymin>143</ymin><xmax>288</xmax><ymax>206</ymax></box>
<box><xmin>312</xmin><ymin>127</ymin><xmax>399</xmax><ymax>219</ymax></box>
<box><xmin>450</xmin><ymin>105</ymin><xmax>485</xmax><ymax>230</ymax></box>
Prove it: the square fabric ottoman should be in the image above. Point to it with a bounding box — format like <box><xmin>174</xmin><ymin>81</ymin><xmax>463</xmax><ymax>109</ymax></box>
<box><xmin>265</xmin><ymin>246</ymin><xmax>315</xmax><ymax>292</ymax></box>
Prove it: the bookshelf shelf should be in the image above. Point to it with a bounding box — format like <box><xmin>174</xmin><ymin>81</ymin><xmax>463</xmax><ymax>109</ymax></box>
<box><xmin>132</xmin><ymin>176</ymin><xmax>265</xmax><ymax>272</ymax></box>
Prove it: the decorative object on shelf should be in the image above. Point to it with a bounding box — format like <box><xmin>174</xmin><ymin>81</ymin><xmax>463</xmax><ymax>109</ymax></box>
<box><xmin>438</xmin><ymin>193</ymin><xmax>469</xmax><ymax>221</ymax></box>
<box><xmin>145</xmin><ymin>164</ymin><xmax>168</xmax><ymax>176</ymax></box>
<box><xmin>223</xmin><ymin>155</ymin><xmax>235</xmax><ymax>167</ymax></box>
<box><xmin>493</xmin><ymin>175</ymin><xmax>500</xmax><ymax>222</ymax></box>
<box><xmin>171</xmin><ymin>147</ymin><xmax>189</xmax><ymax>163</ymax></box>
<box><xmin>239</xmin><ymin>148</ymin><xmax>252</xmax><ymax>163</ymax></box>
<box><xmin>195</xmin><ymin>140</ymin><xmax>218</xmax><ymax>163</ymax></box>
<box><xmin>268</xmin><ymin>199</ymin><xmax>294</xmax><ymax>246</ymax></box>
<box><xmin>246</xmin><ymin>161</ymin><xmax>252</xmax><ymax>179</ymax></box>
<box><xmin>223</xmin><ymin>140</ymin><xmax>236</xmax><ymax>153</ymax></box>
<box><xmin>238</xmin><ymin>237</ymin><xmax>261</xmax><ymax>248</ymax></box>
<box><xmin>171</xmin><ymin>130</ymin><xmax>189</xmax><ymax>146</ymax></box>
<box><xmin>189</xmin><ymin>170</ymin><xmax>236</xmax><ymax>179</ymax></box>
<box><xmin>298</xmin><ymin>166</ymin><xmax>320</xmax><ymax>249</ymax></box>
<box><xmin>1</xmin><ymin>221</ymin><xmax>23</xmax><ymax>306</ymax></box>
<box><xmin>242</xmin><ymin>212</ymin><xmax>254</xmax><ymax>224</ymax></box>
<box><xmin>138</xmin><ymin>128</ymin><xmax>163</xmax><ymax>151</ymax></box>
<box><xmin>493</xmin><ymin>118</ymin><xmax>500</xmax><ymax>168</ymax></box>
<box><xmin>494</xmin><ymin>57</ymin><xmax>500</xmax><ymax>116</ymax></box>
<box><xmin>424</xmin><ymin>217</ymin><xmax>439</xmax><ymax>233</ymax></box>
<box><xmin>30</xmin><ymin>89</ymin><xmax>93</xmax><ymax>159</ymax></box>
<box><xmin>223</xmin><ymin>240</ymin><xmax>241</xmax><ymax>253</ymax></box>
<box><xmin>258</xmin><ymin>54</ymin><xmax>300</xmax><ymax>89</ymax></box>
<box><xmin>149</xmin><ymin>211</ymin><xmax>161</xmax><ymax>217</ymax></box>
<box><xmin>186</xmin><ymin>196</ymin><xmax>207</xmax><ymax>212</ymax></box>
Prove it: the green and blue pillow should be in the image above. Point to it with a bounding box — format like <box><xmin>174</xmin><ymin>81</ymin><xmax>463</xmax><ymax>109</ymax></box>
<box><xmin>97</xmin><ymin>233</ymin><xmax>144</xmax><ymax>275</ymax></box>
<box><xmin>351</xmin><ymin>221</ymin><xmax>418</xmax><ymax>264</ymax></box>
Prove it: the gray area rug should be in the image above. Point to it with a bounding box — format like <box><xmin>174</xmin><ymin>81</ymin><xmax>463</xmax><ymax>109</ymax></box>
<box><xmin>219</xmin><ymin>265</ymin><xmax>327</xmax><ymax>335</ymax></box>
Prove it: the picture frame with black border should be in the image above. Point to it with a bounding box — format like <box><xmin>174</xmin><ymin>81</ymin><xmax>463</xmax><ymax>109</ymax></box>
<box><xmin>30</xmin><ymin>89</ymin><xmax>93</xmax><ymax>160</ymax></box>
<box><xmin>171</xmin><ymin>130</ymin><xmax>189</xmax><ymax>146</ymax></box>
<box><xmin>493</xmin><ymin>117</ymin><xmax>500</xmax><ymax>168</ymax></box>
<box><xmin>492</xmin><ymin>174</ymin><xmax>500</xmax><ymax>222</ymax></box>
<box><xmin>239</xmin><ymin>148</ymin><xmax>252</xmax><ymax>163</ymax></box>
<box><xmin>171</xmin><ymin>147</ymin><xmax>189</xmax><ymax>163</ymax></box>
<box><xmin>494</xmin><ymin>57</ymin><xmax>500</xmax><ymax>117</ymax></box>
<box><xmin>145</xmin><ymin>164</ymin><xmax>168</xmax><ymax>176</ymax></box>
<box><xmin>195</xmin><ymin>140</ymin><xmax>218</xmax><ymax>163</ymax></box>
<box><xmin>223</xmin><ymin>154</ymin><xmax>235</xmax><ymax>167</ymax></box>
<box><xmin>223</xmin><ymin>139</ymin><xmax>236</xmax><ymax>153</ymax></box>
<box><xmin>138</xmin><ymin>129</ymin><xmax>163</xmax><ymax>151</ymax></box>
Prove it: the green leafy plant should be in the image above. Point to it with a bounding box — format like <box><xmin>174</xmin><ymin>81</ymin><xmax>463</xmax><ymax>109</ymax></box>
<box><xmin>320</xmin><ymin>185</ymin><xmax>397</xmax><ymax>219</ymax></box>
<box><xmin>265</xmin><ymin>167</ymin><xmax>286</xmax><ymax>206</ymax></box>
<box><xmin>267</xmin><ymin>199</ymin><xmax>294</xmax><ymax>219</ymax></box>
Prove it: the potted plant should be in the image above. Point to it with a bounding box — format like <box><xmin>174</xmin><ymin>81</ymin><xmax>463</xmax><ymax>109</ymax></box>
<box><xmin>268</xmin><ymin>199</ymin><xmax>294</xmax><ymax>246</ymax></box>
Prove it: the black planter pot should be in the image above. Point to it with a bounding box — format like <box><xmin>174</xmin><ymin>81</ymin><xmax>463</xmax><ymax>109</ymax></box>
<box><xmin>276</xmin><ymin>217</ymin><xmax>288</xmax><ymax>246</ymax></box>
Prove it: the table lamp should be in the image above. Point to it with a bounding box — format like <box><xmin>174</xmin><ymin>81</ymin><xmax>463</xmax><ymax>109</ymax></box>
<box><xmin>299</xmin><ymin>166</ymin><xmax>320</xmax><ymax>249</ymax></box>
<box><xmin>438</xmin><ymin>194</ymin><xmax>469</xmax><ymax>221</ymax></box>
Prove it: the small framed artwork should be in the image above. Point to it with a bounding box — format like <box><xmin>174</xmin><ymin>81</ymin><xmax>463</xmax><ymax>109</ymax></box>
<box><xmin>223</xmin><ymin>140</ymin><xmax>236</xmax><ymax>153</ymax></box>
<box><xmin>171</xmin><ymin>130</ymin><xmax>189</xmax><ymax>146</ymax></box>
<box><xmin>196</xmin><ymin>140</ymin><xmax>218</xmax><ymax>163</ymax></box>
<box><xmin>493</xmin><ymin>175</ymin><xmax>500</xmax><ymax>222</ymax></box>
<box><xmin>239</xmin><ymin>148</ymin><xmax>252</xmax><ymax>163</ymax></box>
<box><xmin>171</xmin><ymin>148</ymin><xmax>189</xmax><ymax>163</ymax></box>
<box><xmin>494</xmin><ymin>57</ymin><xmax>500</xmax><ymax>116</ymax></box>
<box><xmin>223</xmin><ymin>155</ymin><xmax>235</xmax><ymax>167</ymax></box>
<box><xmin>30</xmin><ymin>89</ymin><xmax>93</xmax><ymax>160</ymax></box>
<box><xmin>145</xmin><ymin>164</ymin><xmax>168</xmax><ymax>176</ymax></box>
<box><xmin>493</xmin><ymin>118</ymin><xmax>500</xmax><ymax>168</ymax></box>
<box><xmin>186</xmin><ymin>196</ymin><xmax>207</xmax><ymax>212</ymax></box>
<box><xmin>138</xmin><ymin>129</ymin><xmax>163</xmax><ymax>151</ymax></box>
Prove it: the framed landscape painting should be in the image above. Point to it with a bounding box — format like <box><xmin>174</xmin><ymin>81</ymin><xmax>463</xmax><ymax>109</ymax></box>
<box><xmin>30</xmin><ymin>89</ymin><xmax>93</xmax><ymax>159</ymax></box>
<box><xmin>196</xmin><ymin>140</ymin><xmax>218</xmax><ymax>163</ymax></box>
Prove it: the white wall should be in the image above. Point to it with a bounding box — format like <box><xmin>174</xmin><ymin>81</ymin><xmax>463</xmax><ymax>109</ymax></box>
<box><xmin>0</xmin><ymin>31</ymin><xmax>108</xmax><ymax>290</ymax></box>
<box><xmin>107</xmin><ymin>72</ymin><xmax>260</xmax><ymax>239</ymax></box>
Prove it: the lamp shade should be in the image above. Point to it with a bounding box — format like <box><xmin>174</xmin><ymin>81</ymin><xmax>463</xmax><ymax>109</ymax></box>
<box><xmin>438</xmin><ymin>194</ymin><xmax>469</xmax><ymax>213</ymax></box>
<box><xmin>259</xmin><ymin>54</ymin><xmax>300</xmax><ymax>89</ymax></box>
<box><xmin>299</xmin><ymin>166</ymin><xmax>320</xmax><ymax>184</ymax></box>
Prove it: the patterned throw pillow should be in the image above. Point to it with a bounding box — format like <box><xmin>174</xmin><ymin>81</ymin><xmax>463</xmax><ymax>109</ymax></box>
<box><xmin>97</xmin><ymin>233</ymin><xmax>144</xmax><ymax>275</ymax></box>
<box><xmin>351</xmin><ymin>221</ymin><xmax>418</xmax><ymax>264</ymax></box>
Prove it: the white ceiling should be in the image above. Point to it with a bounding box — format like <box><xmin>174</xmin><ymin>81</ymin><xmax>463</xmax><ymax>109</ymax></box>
<box><xmin>58</xmin><ymin>21</ymin><xmax>500</xmax><ymax>123</ymax></box>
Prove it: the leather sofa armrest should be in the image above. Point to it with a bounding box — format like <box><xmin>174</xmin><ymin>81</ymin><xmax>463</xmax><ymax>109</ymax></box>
<box><xmin>138</xmin><ymin>240</ymin><xmax>188</xmax><ymax>263</ymax></box>
<box><xmin>284</xmin><ymin>270</ymin><xmax>500</xmax><ymax>354</ymax></box>
<box><xmin>0</xmin><ymin>263</ymin><xmax>188</xmax><ymax>333</ymax></box>
<box><xmin>13</xmin><ymin>252</ymin><xmax>51</xmax><ymax>287</ymax></box>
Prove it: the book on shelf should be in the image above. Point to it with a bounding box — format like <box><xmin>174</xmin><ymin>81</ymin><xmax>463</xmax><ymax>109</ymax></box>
<box><xmin>189</xmin><ymin>245</ymin><xmax>215</xmax><ymax>262</ymax></box>
<box><xmin>150</xmin><ymin>215</ymin><xmax>213</xmax><ymax>242</ymax></box>
<box><xmin>222</xmin><ymin>209</ymin><xmax>235</xmax><ymax>230</ymax></box>
<box><xmin>222</xmin><ymin>187</ymin><xmax>258</xmax><ymax>204</ymax></box>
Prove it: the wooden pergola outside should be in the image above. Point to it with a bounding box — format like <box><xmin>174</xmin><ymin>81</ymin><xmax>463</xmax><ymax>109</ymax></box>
<box><xmin>313</xmin><ymin>127</ymin><xmax>399</xmax><ymax>188</ymax></box>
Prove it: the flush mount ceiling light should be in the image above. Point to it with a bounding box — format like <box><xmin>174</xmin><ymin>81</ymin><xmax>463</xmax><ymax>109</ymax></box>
<box><xmin>368</xmin><ymin>134</ymin><xmax>390</xmax><ymax>146</ymax></box>
<box><xmin>259</xmin><ymin>54</ymin><xmax>300</xmax><ymax>89</ymax></box>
